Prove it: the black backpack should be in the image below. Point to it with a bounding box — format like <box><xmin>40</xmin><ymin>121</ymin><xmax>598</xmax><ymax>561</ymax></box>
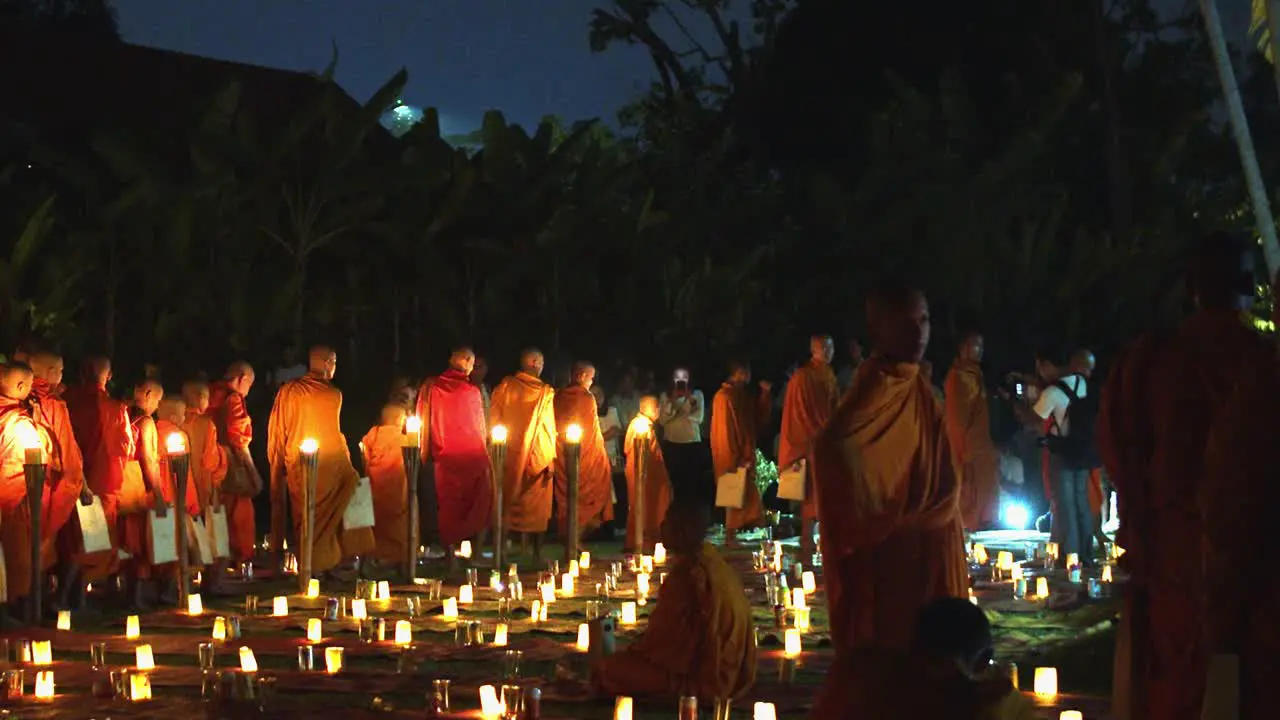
<box><xmin>1045</xmin><ymin>377</ymin><xmax>1101</xmax><ymax>470</ymax></box>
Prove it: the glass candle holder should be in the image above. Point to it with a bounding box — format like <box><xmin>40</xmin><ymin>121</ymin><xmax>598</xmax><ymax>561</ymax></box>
<box><xmin>503</xmin><ymin>649</ymin><xmax>523</xmax><ymax>680</ymax></box>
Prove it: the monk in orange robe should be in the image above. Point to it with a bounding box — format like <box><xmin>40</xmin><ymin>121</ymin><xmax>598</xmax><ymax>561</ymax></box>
<box><xmin>553</xmin><ymin>361</ymin><xmax>614</xmax><ymax>541</ymax></box>
<box><xmin>27</xmin><ymin>352</ymin><xmax>85</xmax><ymax>582</ymax></box>
<box><xmin>1099</xmin><ymin>232</ymin><xmax>1275</xmax><ymax>720</ymax></box>
<box><xmin>208</xmin><ymin>362</ymin><xmax>262</xmax><ymax>568</ymax></box>
<box><xmin>812</xmin><ymin>598</ymin><xmax>1036</xmax><ymax>719</ymax></box>
<box><xmin>181</xmin><ymin>381</ymin><xmax>227</xmax><ymax>513</ymax></box>
<box><xmin>118</xmin><ymin>381</ymin><xmax>172</xmax><ymax>607</ymax></box>
<box><xmin>63</xmin><ymin>356</ymin><xmax>132</xmax><ymax>585</ymax></box>
<box><xmin>417</xmin><ymin>347</ymin><xmax>492</xmax><ymax>553</ymax></box>
<box><xmin>710</xmin><ymin>360</ymin><xmax>771</xmax><ymax>533</ymax></box>
<box><xmin>267</xmin><ymin>346</ymin><xmax>373</xmax><ymax>577</ymax></box>
<box><xmin>592</xmin><ymin>499</ymin><xmax>756</xmax><ymax>701</ymax></box>
<box><xmin>360</xmin><ymin>403</ymin><xmax>409</xmax><ymax>564</ymax></box>
<box><xmin>812</xmin><ymin>284</ymin><xmax>967</xmax><ymax>656</ymax></box>
<box><xmin>157</xmin><ymin>396</ymin><xmax>205</xmax><ymax>572</ymax></box>
<box><xmin>489</xmin><ymin>348</ymin><xmax>556</xmax><ymax>558</ymax></box>
<box><xmin>623</xmin><ymin>396</ymin><xmax>672</xmax><ymax>552</ymax></box>
<box><xmin>779</xmin><ymin>335</ymin><xmax>839</xmax><ymax>556</ymax></box>
<box><xmin>943</xmin><ymin>332</ymin><xmax>999</xmax><ymax>531</ymax></box>
<box><xmin>0</xmin><ymin>362</ymin><xmax>54</xmax><ymax>613</ymax></box>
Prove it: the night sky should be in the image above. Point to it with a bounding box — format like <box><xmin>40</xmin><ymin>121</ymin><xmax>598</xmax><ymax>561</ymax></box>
<box><xmin>114</xmin><ymin>0</ymin><xmax>655</xmax><ymax>135</ymax></box>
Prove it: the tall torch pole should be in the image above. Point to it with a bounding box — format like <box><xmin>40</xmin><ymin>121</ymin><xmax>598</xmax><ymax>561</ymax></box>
<box><xmin>165</xmin><ymin>432</ymin><xmax>192</xmax><ymax>610</ymax></box>
<box><xmin>489</xmin><ymin>425</ymin><xmax>507</xmax><ymax>572</ymax></box>
<box><xmin>402</xmin><ymin>415</ymin><xmax>422</xmax><ymax>582</ymax></box>
<box><xmin>632</xmin><ymin>417</ymin><xmax>651</xmax><ymax>553</ymax></box>
<box><xmin>298</xmin><ymin>438</ymin><xmax>319</xmax><ymax>595</ymax></box>
<box><xmin>563</xmin><ymin>424</ymin><xmax>582</xmax><ymax>565</ymax></box>
<box><xmin>21</xmin><ymin>424</ymin><xmax>46</xmax><ymax>624</ymax></box>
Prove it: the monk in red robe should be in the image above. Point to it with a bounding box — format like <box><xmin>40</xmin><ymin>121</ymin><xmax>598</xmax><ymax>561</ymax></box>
<box><xmin>63</xmin><ymin>357</ymin><xmax>132</xmax><ymax>586</ymax></box>
<box><xmin>208</xmin><ymin>362</ymin><xmax>262</xmax><ymax>568</ymax></box>
<box><xmin>943</xmin><ymin>332</ymin><xmax>999</xmax><ymax>531</ymax></box>
<box><xmin>489</xmin><ymin>348</ymin><xmax>556</xmax><ymax>558</ymax></box>
<box><xmin>1099</xmin><ymin>232</ymin><xmax>1275</xmax><ymax>720</ymax></box>
<box><xmin>0</xmin><ymin>362</ymin><xmax>54</xmax><ymax>615</ymax></box>
<box><xmin>812</xmin><ymin>283</ymin><xmax>967</xmax><ymax>656</ymax></box>
<box><xmin>267</xmin><ymin>346</ymin><xmax>373</xmax><ymax>578</ymax></box>
<box><xmin>417</xmin><ymin>347</ymin><xmax>492</xmax><ymax>554</ymax></box>
<box><xmin>624</xmin><ymin>396</ymin><xmax>672</xmax><ymax>552</ymax></box>
<box><xmin>360</xmin><ymin>403</ymin><xmax>409</xmax><ymax>564</ymax></box>
<box><xmin>710</xmin><ymin>360</ymin><xmax>771</xmax><ymax>533</ymax></box>
<box><xmin>779</xmin><ymin>335</ymin><xmax>839</xmax><ymax>556</ymax></box>
<box><xmin>119</xmin><ymin>381</ymin><xmax>169</xmax><ymax>607</ymax></box>
<box><xmin>553</xmin><ymin>361</ymin><xmax>614</xmax><ymax>542</ymax></box>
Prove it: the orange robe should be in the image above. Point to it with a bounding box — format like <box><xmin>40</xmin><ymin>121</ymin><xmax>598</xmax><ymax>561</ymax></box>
<box><xmin>593</xmin><ymin>543</ymin><xmax>756</xmax><ymax>700</ymax></box>
<box><xmin>553</xmin><ymin>385</ymin><xmax>614</xmax><ymax>536</ymax></box>
<box><xmin>417</xmin><ymin>369</ymin><xmax>492</xmax><ymax>545</ymax></box>
<box><xmin>267</xmin><ymin>375</ymin><xmax>374</xmax><ymax>572</ymax></box>
<box><xmin>0</xmin><ymin>399</ymin><xmax>54</xmax><ymax>600</ymax></box>
<box><xmin>710</xmin><ymin>382</ymin><xmax>769</xmax><ymax>530</ymax></box>
<box><xmin>812</xmin><ymin>359</ymin><xmax>967</xmax><ymax>655</ymax></box>
<box><xmin>623</xmin><ymin>416</ymin><xmax>673</xmax><ymax>551</ymax></box>
<box><xmin>31</xmin><ymin>378</ymin><xmax>85</xmax><ymax>570</ymax></box>
<box><xmin>943</xmin><ymin>359</ymin><xmax>999</xmax><ymax>530</ymax></box>
<box><xmin>208</xmin><ymin>381</ymin><xmax>257</xmax><ymax>562</ymax></box>
<box><xmin>489</xmin><ymin>372</ymin><xmax>556</xmax><ymax>533</ymax></box>
<box><xmin>778</xmin><ymin>360</ymin><xmax>838</xmax><ymax>520</ymax></box>
<box><xmin>360</xmin><ymin>425</ymin><xmax>407</xmax><ymax>563</ymax></box>
<box><xmin>63</xmin><ymin>382</ymin><xmax>131</xmax><ymax>580</ymax></box>
<box><xmin>1098</xmin><ymin>309</ymin><xmax>1275</xmax><ymax>720</ymax></box>
<box><xmin>811</xmin><ymin>650</ymin><xmax>1037</xmax><ymax>719</ymax></box>
<box><xmin>183</xmin><ymin>409</ymin><xmax>227</xmax><ymax>513</ymax></box>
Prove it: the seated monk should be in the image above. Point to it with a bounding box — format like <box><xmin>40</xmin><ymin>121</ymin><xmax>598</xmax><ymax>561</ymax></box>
<box><xmin>208</xmin><ymin>362</ymin><xmax>262</xmax><ymax>570</ymax></box>
<box><xmin>623</xmin><ymin>396</ymin><xmax>672</xmax><ymax>553</ymax></box>
<box><xmin>360</xmin><ymin>403</ymin><xmax>410</xmax><ymax>565</ymax></box>
<box><xmin>554</xmin><ymin>361</ymin><xmax>614</xmax><ymax>542</ymax></box>
<box><xmin>267</xmin><ymin>346</ymin><xmax>373</xmax><ymax>578</ymax></box>
<box><xmin>417</xmin><ymin>347</ymin><xmax>492</xmax><ymax>556</ymax></box>
<box><xmin>592</xmin><ymin>499</ymin><xmax>756</xmax><ymax>702</ymax></box>
<box><xmin>812</xmin><ymin>282</ymin><xmax>967</xmax><ymax>655</ymax></box>
<box><xmin>811</xmin><ymin>597</ymin><xmax>1036</xmax><ymax>719</ymax></box>
<box><xmin>710</xmin><ymin>360</ymin><xmax>771</xmax><ymax>535</ymax></box>
<box><xmin>0</xmin><ymin>362</ymin><xmax>54</xmax><ymax>619</ymax></box>
<box><xmin>63</xmin><ymin>356</ymin><xmax>132</xmax><ymax>587</ymax></box>
<box><xmin>779</xmin><ymin>335</ymin><xmax>839</xmax><ymax>556</ymax></box>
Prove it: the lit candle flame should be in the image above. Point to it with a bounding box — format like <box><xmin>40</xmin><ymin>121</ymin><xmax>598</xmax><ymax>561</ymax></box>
<box><xmin>632</xmin><ymin>416</ymin><xmax>652</xmax><ymax>437</ymax></box>
<box><xmin>576</xmin><ymin>623</ymin><xmax>590</xmax><ymax>651</ymax></box>
<box><xmin>239</xmin><ymin>646</ymin><xmax>258</xmax><ymax>673</ymax></box>
<box><xmin>620</xmin><ymin>601</ymin><xmax>637</xmax><ymax>625</ymax></box>
<box><xmin>1033</xmin><ymin>667</ymin><xmax>1058</xmax><ymax>698</ymax></box>
<box><xmin>490</xmin><ymin>424</ymin><xmax>508</xmax><ymax>444</ymax></box>
<box><xmin>56</xmin><ymin>610</ymin><xmax>70</xmax><ymax>631</ymax></box>
<box><xmin>188</xmin><ymin>593</ymin><xmax>204</xmax><ymax>616</ymax></box>
<box><xmin>405</xmin><ymin>415</ymin><xmax>422</xmax><ymax>434</ymax></box>
<box><xmin>273</xmin><ymin>596</ymin><xmax>288</xmax><ymax>616</ymax></box>
<box><xmin>31</xmin><ymin>640</ymin><xmax>52</xmax><ymax>666</ymax></box>
<box><xmin>306</xmin><ymin>578</ymin><xmax>320</xmax><ymax>598</ymax></box>
<box><xmin>299</xmin><ymin>438</ymin><xmax>319</xmax><ymax>454</ymax></box>
<box><xmin>129</xmin><ymin>672</ymin><xmax>152</xmax><ymax>701</ymax></box>
<box><xmin>442</xmin><ymin>597</ymin><xmax>459</xmax><ymax>620</ymax></box>
<box><xmin>34</xmin><ymin>670</ymin><xmax>54</xmax><ymax>700</ymax></box>
<box><xmin>459</xmin><ymin>584</ymin><xmax>474</xmax><ymax>604</ymax></box>
<box><xmin>784</xmin><ymin>628</ymin><xmax>802</xmax><ymax>657</ymax></box>
<box><xmin>307</xmin><ymin>618</ymin><xmax>322</xmax><ymax>642</ymax></box>
<box><xmin>212</xmin><ymin>616</ymin><xmax>227</xmax><ymax>641</ymax></box>
<box><xmin>394</xmin><ymin>620</ymin><xmax>412</xmax><ymax>646</ymax></box>
<box><xmin>801</xmin><ymin>571</ymin><xmax>816</xmax><ymax>594</ymax></box>
<box><xmin>613</xmin><ymin>696</ymin><xmax>634</xmax><ymax>720</ymax></box>
<box><xmin>135</xmin><ymin>644</ymin><xmax>155</xmax><ymax>670</ymax></box>
<box><xmin>325</xmin><ymin>646</ymin><xmax>343</xmax><ymax>674</ymax></box>
<box><xmin>165</xmin><ymin>431</ymin><xmax>186</xmax><ymax>455</ymax></box>
<box><xmin>565</xmin><ymin>423</ymin><xmax>583</xmax><ymax>444</ymax></box>
<box><xmin>753</xmin><ymin>702</ymin><xmax>778</xmax><ymax>720</ymax></box>
<box><xmin>494</xmin><ymin>623</ymin><xmax>509</xmax><ymax>645</ymax></box>
<box><xmin>126</xmin><ymin>614</ymin><xmax>140</xmax><ymax>639</ymax></box>
<box><xmin>479</xmin><ymin>685</ymin><xmax>503</xmax><ymax>719</ymax></box>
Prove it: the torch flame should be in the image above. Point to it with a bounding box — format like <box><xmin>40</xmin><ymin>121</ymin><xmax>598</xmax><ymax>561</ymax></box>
<box><xmin>165</xmin><ymin>432</ymin><xmax>186</xmax><ymax>455</ymax></box>
<box><xmin>299</xmin><ymin>438</ymin><xmax>319</xmax><ymax>454</ymax></box>
<box><xmin>13</xmin><ymin>421</ymin><xmax>41</xmax><ymax>450</ymax></box>
<box><xmin>490</xmin><ymin>424</ymin><xmax>508</xmax><ymax>444</ymax></box>
<box><xmin>405</xmin><ymin>415</ymin><xmax>422</xmax><ymax>434</ymax></box>
<box><xmin>632</xmin><ymin>416</ymin><xmax>652</xmax><ymax>437</ymax></box>
<box><xmin>565</xmin><ymin>423</ymin><xmax>583</xmax><ymax>444</ymax></box>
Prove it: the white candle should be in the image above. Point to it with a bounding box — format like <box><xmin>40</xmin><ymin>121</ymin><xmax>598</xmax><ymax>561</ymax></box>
<box><xmin>621</xmin><ymin>601</ymin><xmax>637</xmax><ymax>625</ymax></box>
<box><xmin>530</xmin><ymin>600</ymin><xmax>542</xmax><ymax>623</ymax></box>
<box><xmin>395</xmin><ymin>620</ymin><xmax>412</xmax><ymax>646</ymax></box>
<box><xmin>576</xmin><ymin>623</ymin><xmax>590</xmax><ymax>651</ymax></box>
<box><xmin>561</xmin><ymin>573</ymin><xmax>575</xmax><ymax>596</ymax></box>
<box><xmin>442</xmin><ymin>597</ymin><xmax>459</xmax><ymax>619</ymax></box>
<box><xmin>579</xmin><ymin>551</ymin><xmax>591</xmax><ymax>570</ymax></box>
<box><xmin>479</xmin><ymin>685</ymin><xmax>503</xmax><ymax>719</ymax></box>
<box><xmin>794</xmin><ymin>607</ymin><xmax>811</xmax><ymax>632</ymax></box>
<box><xmin>239</xmin><ymin>646</ymin><xmax>258</xmax><ymax>672</ymax></box>
<box><xmin>129</xmin><ymin>672</ymin><xmax>152</xmax><ymax>701</ymax></box>
<box><xmin>753</xmin><ymin>702</ymin><xmax>777</xmax><ymax>720</ymax></box>
<box><xmin>1059</xmin><ymin>712</ymin><xmax>1083</xmax><ymax>720</ymax></box>
<box><xmin>792</xmin><ymin>587</ymin><xmax>806</xmax><ymax>609</ymax></box>
<box><xmin>377</xmin><ymin>581</ymin><xmax>391</xmax><ymax>601</ymax></box>
<box><xmin>568</xmin><ymin>559</ymin><xmax>580</xmax><ymax>578</ymax></box>
<box><xmin>973</xmin><ymin>543</ymin><xmax>988</xmax><ymax>564</ymax></box>
<box><xmin>784</xmin><ymin>628</ymin><xmax>801</xmax><ymax>657</ymax></box>
<box><xmin>351</xmin><ymin>598</ymin><xmax>367</xmax><ymax>619</ymax></box>
<box><xmin>325</xmin><ymin>646</ymin><xmax>343</xmax><ymax>674</ymax></box>
<box><xmin>306</xmin><ymin>578</ymin><xmax>320</xmax><ymax>598</ymax></box>
<box><xmin>273</xmin><ymin>596</ymin><xmax>288</xmax><ymax>616</ymax></box>
<box><xmin>1102</xmin><ymin>565</ymin><xmax>1114</xmax><ymax>583</ymax></box>
<box><xmin>613</xmin><ymin>696</ymin><xmax>634</xmax><ymax>720</ymax></box>
<box><xmin>1011</xmin><ymin>562</ymin><xmax>1024</xmax><ymax>581</ymax></box>
<box><xmin>459</xmin><ymin>584</ymin><xmax>474</xmax><ymax>604</ymax></box>
<box><xmin>56</xmin><ymin>610</ymin><xmax>71</xmax><ymax>631</ymax></box>
<box><xmin>997</xmin><ymin>551</ymin><xmax>1014</xmax><ymax>571</ymax></box>
<box><xmin>307</xmin><ymin>618</ymin><xmax>322</xmax><ymax>642</ymax></box>
<box><xmin>653</xmin><ymin>543</ymin><xmax>666</xmax><ymax>564</ymax></box>
<box><xmin>135</xmin><ymin>644</ymin><xmax>155</xmax><ymax>670</ymax></box>
<box><xmin>1033</xmin><ymin>667</ymin><xmax>1058</xmax><ymax>698</ymax></box>
<box><xmin>801</xmin><ymin>571</ymin><xmax>816</xmax><ymax>594</ymax></box>
<box><xmin>458</xmin><ymin>540</ymin><xmax>473</xmax><ymax>558</ymax></box>
<box><xmin>187</xmin><ymin>593</ymin><xmax>204</xmax><ymax>616</ymax></box>
<box><xmin>494</xmin><ymin>623</ymin><xmax>509</xmax><ymax>645</ymax></box>
<box><xmin>34</xmin><ymin>670</ymin><xmax>54</xmax><ymax>699</ymax></box>
<box><xmin>541</xmin><ymin>583</ymin><xmax>556</xmax><ymax>603</ymax></box>
<box><xmin>1066</xmin><ymin>553</ymin><xmax>1079</xmax><ymax>569</ymax></box>
<box><xmin>636</xmin><ymin>573</ymin><xmax>650</xmax><ymax>597</ymax></box>
<box><xmin>31</xmin><ymin>640</ymin><xmax>52</xmax><ymax>665</ymax></box>
<box><xmin>126</xmin><ymin>614</ymin><xmax>140</xmax><ymax>639</ymax></box>
<box><xmin>212</xmin><ymin>616</ymin><xmax>227</xmax><ymax>641</ymax></box>
<box><xmin>1036</xmin><ymin>577</ymin><xmax>1050</xmax><ymax>598</ymax></box>
<box><xmin>641</xmin><ymin>555</ymin><xmax>655</xmax><ymax>573</ymax></box>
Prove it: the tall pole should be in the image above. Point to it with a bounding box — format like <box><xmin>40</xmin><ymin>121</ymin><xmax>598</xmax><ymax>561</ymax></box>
<box><xmin>563</xmin><ymin>423</ymin><xmax>583</xmax><ymax>564</ymax></box>
<box><xmin>489</xmin><ymin>425</ymin><xmax>507</xmax><ymax>572</ymax></box>
<box><xmin>633</xmin><ymin>419</ymin><xmax>651</xmax><ymax>553</ymax></box>
<box><xmin>402</xmin><ymin>415</ymin><xmax>422</xmax><ymax>581</ymax></box>
<box><xmin>298</xmin><ymin>438</ymin><xmax>319</xmax><ymax>595</ymax></box>
<box><xmin>21</xmin><ymin>426</ymin><xmax>46</xmax><ymax>624</ymax></box>
<box><xmin>165</xmin><ymin>433</ymin><xmax>192</xmax><ymax>610</ymax></box>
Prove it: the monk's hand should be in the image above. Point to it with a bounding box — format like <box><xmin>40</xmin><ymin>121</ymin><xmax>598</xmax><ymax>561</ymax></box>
<box><xmin>79</xmin><ymin>488</ymin><xmax>94</xmax><ymax>505</ymax></box>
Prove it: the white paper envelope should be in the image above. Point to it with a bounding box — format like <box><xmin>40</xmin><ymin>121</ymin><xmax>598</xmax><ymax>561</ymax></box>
<box><xmin>715</xmin><ymin>467</ymin><xmax>747</xmax><ymax>509</ymax></box>
<box><xmin>342</xmin><ymin>477</ymin><xmax>376</xmax><ymax>530</ymax></box>
<box><xmin>777</xmin><ymin>460</ymin><xmax>807</xmax><ymax>502</ymax></box>
<box><xmin>208</xmin><ymin>506</ymin><xmax>231</xmax><ymax>559</ymax></box>
<box><xmin>190</xmin><ymin>517</ymin><xmax>214</xmax><ymax>565</ymax></box>
<box><xmin>148</xmin><ymin>508</ymin><xmax>178</xmax><ymax>565</ymax></box>
<box><xmin>77</xmin><ymin>496</ymin><xmax>112</xmax><ymax>554</ymax></box>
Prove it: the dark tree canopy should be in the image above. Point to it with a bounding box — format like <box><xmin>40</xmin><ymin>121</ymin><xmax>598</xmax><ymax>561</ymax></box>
<box><xmin>0</xmin><ymin>0</ymin><xmax>120</xmax><ymax>39</ymax></box>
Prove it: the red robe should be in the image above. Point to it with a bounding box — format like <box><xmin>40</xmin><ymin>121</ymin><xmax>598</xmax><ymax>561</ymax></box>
<box><xmin>63</xmin><ymin>381</ymin><xmax>132</xmax><ymax>580</ymax></box>
<box><xmin>31</xmin><ymin>378</ymin><xmax>85</xmax><ymax>570</ymax></box>
<box><xmin>553</xmin><ymin>384</ymin><xmax>614</xmax><ymax>536</ymax></box>
<box><xmin>417</xmin><ymin>369</ymin><xmax>492</xmax><ymax>545</ymax></box>
<box><xmin>0</xmin><ymin>398</ymin><xmax>54</xmax><ymax>600</ymax></box>
<box><xmin>208</xmin><ymin>381</ymin><xmax>257</xmax><ymax>562</ymax></box>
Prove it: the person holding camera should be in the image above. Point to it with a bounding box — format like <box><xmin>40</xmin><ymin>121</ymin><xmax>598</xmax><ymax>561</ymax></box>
<box><xmin>658</xmin><ymin>367</ymin><xmax>708</xmax><ymax>503</ymax></box>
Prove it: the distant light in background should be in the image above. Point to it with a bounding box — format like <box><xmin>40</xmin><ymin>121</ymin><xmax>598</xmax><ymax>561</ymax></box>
<box><xmin>1001</xmin><ymin>501</ymin><xmax>1031</xmax><ymax>530</ymax></box>
<box><xmin>383</xmin><ymin>100</ymin><xmax>423</xmax><ymax>138</ymax></box>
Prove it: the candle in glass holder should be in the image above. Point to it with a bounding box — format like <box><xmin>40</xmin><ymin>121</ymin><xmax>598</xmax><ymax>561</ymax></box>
<box><xmin>458</xmin><ymin>540</ymin><xmax>473</xmax><ymax>559</ymax></box>
<box><xmin>561</xmin><ymin>573</ymin><xmax>575</xmax><ymax>596</ymax></box>
<box><xmin>801</xmin><ymin>571</ymin><xmax>816</xmax><ymax>594</ymax></box>
<box><xmin>1036</xmin><ymin>577</ymin><xmax>1050</xmax><ymax>598</ymax></box>
<box><xmin>1065</xmin><ymin>553</ymin><xmax>1080</xmax><ymax>569</ymax></box>
<box><xmin>459</xmin><ymin>584</ymin><xmax>475</xmax><ymax>604</ymax></box>
<box><xmin>621</xmin><ymin>601</ymin><xmax>637</xmax><ymax>625</ymax></box>
<box><xmin>273</xmin><ymin>596</ymin><xmax>288</xmax><ymax>616</ymax></box>
<box><xmin>541</xmin><ymin>583</ymin><xmax>556</xmax><ymax>603</ymax></box>
<box><xmin>784</xmin><ymin>628</ymin><xmax>801</xmax><ymax>657</ymax></box>
<box><xmin>479</xmin><ymin>685</ymin><xmax>503</xmax><ymax>719</ymax></box>
<box><xmin>653</xmin><ymin>543</ymin><xmax>667</xmax><ymax>565</ymax></box>
<box><xmin>613</xmin><ymin>696</ymin><xmax>634</xmax><ymax>720</ymax></box>
<box><xmin>351</xmin><ymin>598</ymin><xmax>368</xmax><ymax>619</ymax></box>
<box><xmin>212</xmin><ymin>616</ymin><xmax>227</xmax><ymax>641</ymax></box>
<box><xmin>1102</xmin><ymin>564</ymin><xmax>1114</xmax><ymax>583</ymax></box>
<box><xmin>34</xmin><ymin>670</ymin><xmax>53</xmax><ymax>700</ymax></box>
<box><xmin>325</xmin><ymin>646</ymin><xmax>344</xmax><ymax>674</ymax></box>
<box><xmin>568</xmin><ymin>559</ymin><xmax>580</xmax><ymax>578</ymax></box>
<box><xmin>579</xmin><ymin>551</ymin><xmax>591</xmax><ymax>570</ymax></box>
<box><xmin>307</xmin><ymin>618</ymin><xmax>322</xmax><ymax>642</ymax></box>
<box><xmin>1011</xmin><ymin>563</ymin><xmax>1024</xmax><ymax>581</ymax></box>
<box><xmin>794</xmin><ymin>607</ymin><xmax>811</xmax><ymax>632</ymax></box>
<box><xmin>30</xmin><ymin>640</ymin><xmax>51</xmax><ymax>665</ymax></box>
<box><xmin>530</xmin><ymin>600</ymin><xmax>542</xmax><ymax>623</ymax></box>
<box><xmin>753</xmin><ymin>702</ymin><xmax>778</xmax><ymax>720</ymax></box>
<box><xmin>1059</xmin><ymin>712</ymin><xmax>1083</xmax><ymax>720</ymax></box>
<box><xmin>239</xmin><ymin>646</ymin><xmax>259</xmax><ymax>673</ymax></box>
<box><xmin>636</xmin><ymin>573</ymin><xmax>650</xmax><ymax>597</ymax></box>
<box><xmin>126</xmin><ymin>614</ymin><xmax>141</xmax><ymax>639</ymax></box>
<box><xmin>494</xmin><ymin>623</ymin><xmax>509</xmax><ymax>645</ymax></box>
<box><xmin>972</xmin><ymin>543</ymin><xmax>988</xmax><ymax>565</ymax></box>
<box><xmin>792</xmin><ymin>587</ymin><xmax>807</xmax><ymax>609</ymax></box>
<box><xmin>130</xmin><ymin>672</ymin><xmax>152</xmax><ymax>701</ymax></box>
<box><xmin>442</xmin><ymin>597</ymin><xmax>459</xmax><ymax>620</ymax></box>
<box><xmin>576</xmin><ymin>623</ymin><xmax>590</xmax><ymax>651</ymax></box>
<box><xmin>377</xmin><ymin>581</ymin><xmax>391</xmax><ymax>601</ymax></box>
<box><xmin>56</xmin><ymin>610</ymin><xmax>71</xmax><ymax>631</ymax></box>
<box><xmin>641</xmin><ymin>555</ymin><xmax>655</xmax><ymax>573</ymax></box>
<box><xmin>135</xmin><ymin>644</ymin><xmax>155</xmax><ymax>670</ymax></box>
<box><xmin>395</xmin><ymin>620</ymin><xmax>412</xmax><ymax>646</ymax></box>
<box><xmin>997</xmin><ymin>551</ymin><xmax>1014</xmax><ymax>571</ymax></box>
<box><xmin>306</xmin><ymin>578</ymin><xmax>320</xmax><ymax>598</ymax></box>
<box><xmin>1033</xmin><ymin>667</ymin><xmax>1058</xmax><ymax>698</ymax></box>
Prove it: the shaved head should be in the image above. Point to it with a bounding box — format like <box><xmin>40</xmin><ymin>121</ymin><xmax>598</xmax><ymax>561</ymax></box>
<box><xmin>1069</xmin><ymin>349</ymin><xmax>1096</xmax><ymax>379</ymax></box>
<box><xmin>809</xmin><ymin>335</ymin><xmax>835</xmax><ymax>365</ymax></box>
<box><xmin>308</xmin><ymin>346</ymin><xmax>337</xmax><ymax>380</ymax></box>
<box><xmin>80</xmin><ymin>356</ymin><xmax>112</xmax><ymax>388</ymax></box>
<box><xmin>381</xmin><ymin>403</ymin><xmax>407</xmax><ymax>427</ymax></box>
<box><xmin>867</xmin><ymin>282</ymin><xmax>931</xmax><ymax>363</ymax></box>
<box><xmin>449</xmin><ymin>347</ymin><xmax>477</xmax><ymax>375</ymax></box>
<box><xmin>520</xmin><ymin>348</ymin><xmax>545</xmax><ymax>378</ymax></box>
<box><xmin>27</xmin><ymin>351</ymin><xmax>64</xmax><ymax>386</ymax></box>
<box><xmin>0</xmin><ymin>362</ymin><xmax>34</xmax><ymax>401</ymax></box>
<box><xmin>571</xmin><ymin>361</ymin><xmax>595</xmax><ymax>389</ymax></box>
<box><xmin>182</xmin><ymin>380</ymin><xmax>210</xmax><ymax>413</ymax></box>
<box><xmin>158</xmin><ymin>395</ymin><xmax>186</xmax><ymax>425</ymax></box>
<box><xmin>660</xmin><ymin>499</ymin><xmax>712</xmax><ymax>554</ymax></box>
<box><xmin>133</xmin><ymin>380</ymin><xmax>164</xmax><ymax>415</ymax></box>
<box><xmin>225</xmin><ymin>361</ymin><xmax>256</xmax><ymax>397</ymax></box>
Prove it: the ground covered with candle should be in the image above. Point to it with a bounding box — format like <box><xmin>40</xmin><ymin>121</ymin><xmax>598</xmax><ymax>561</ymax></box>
<box><xmin>0</xmin><ymin>529</ymin><xmax>1118</xmax><ymax>718</ymax></box>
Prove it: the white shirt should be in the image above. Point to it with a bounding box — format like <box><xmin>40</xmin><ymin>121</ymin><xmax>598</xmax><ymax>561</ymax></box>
<box><xmin>658</xmin><ymin>390</ymin><xmax>705</xmax><ymax>444</ymax></box>
<box><xmin>600</xmin><ymin>407</ymin><xmax>622</xmax><ymax>469</ymax></box>
<box><xmin>1033</xmin><ymin>374</ymin><xmax>1086</xmax><ymax>436</ymax></box>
